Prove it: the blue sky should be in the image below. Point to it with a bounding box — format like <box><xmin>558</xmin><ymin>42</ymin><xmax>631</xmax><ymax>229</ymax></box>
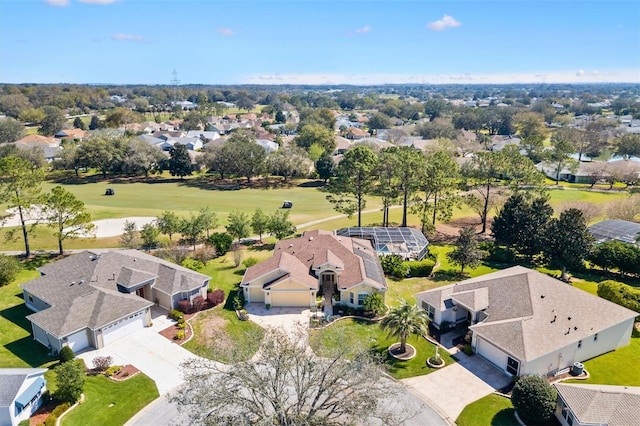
<box><xmin>1</xmin><ymin>0</ymin><xmax>639</xmax><ymax>85</ymax></box>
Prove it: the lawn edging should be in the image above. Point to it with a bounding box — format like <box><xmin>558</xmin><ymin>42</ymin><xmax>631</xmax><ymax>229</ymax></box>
<box><xmin>55</xmin><ymin>393</ymin><xmax>84</xmax><ymax>426</ymax></box>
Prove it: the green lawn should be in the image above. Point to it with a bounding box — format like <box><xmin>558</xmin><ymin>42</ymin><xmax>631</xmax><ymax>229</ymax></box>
<box><xmin>182</xmin><ymin>246</ymin><xmax>270</xmax><ymax>363</ymax></box>
<box><xmin>456</xmin><ymin>394</ymin><xmax>517</xmax><ymax>426</ymax></box>
<box><xmin>309</xmin><ymin>318</ymin><xmax>455</xmax><ymax>379</ymax></box>
<box><xmin>62</xmin><ymin>374</ymin><xmax>159</xmax><ymax>426</ymax></box>
<box><xmin>0</xmin><ymin>259</ymin><xmax>57</xmax><ymax>368</ymax></box>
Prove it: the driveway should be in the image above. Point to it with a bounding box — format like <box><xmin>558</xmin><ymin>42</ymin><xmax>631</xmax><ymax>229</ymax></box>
<box><xmin>245</xmin><ymin>304</ymin><xmax>311</xmax><ymax>338</ymax></box>
<box><xmin>78</xmin><ymin>308</ymin><xmax>201</xmax><ymax>395</ymax></box>
<box><xmin>402</xmin><ymin>352</ymin><xmax>511</xmax><ymax>423</ymax></box>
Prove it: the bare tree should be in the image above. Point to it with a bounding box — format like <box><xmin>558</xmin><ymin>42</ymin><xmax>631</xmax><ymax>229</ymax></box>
<box><xmin>556</xmin><ymin>201</ymin><xmax>603</xmax><ymax>224</ymax></box>
<box><xmin>605</xmin><ymin>195</ymin><xmax>640</xmax><ymax>221</ymax></box>
<box><xmin>172</xmin><ymin>327</ymin><xmax>415</xmax><ymax>426</ymax></box>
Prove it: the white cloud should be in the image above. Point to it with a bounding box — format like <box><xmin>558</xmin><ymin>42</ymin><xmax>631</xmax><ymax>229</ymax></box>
<box><xmin>576</xmin><ymin>69</ymin><xmax>586</xmax><ymax>76</ymax></box>
<box><xmin>217</xmin><ymin>27</ymin><xmax>234</xmax><ymax>36</ymax></box>
<box><xmin>242</xmin><ymin>69</ymin><xmax>640</xmax><ymax>85</ymax></box>
<box><xmin>354</xmin><ymin>25</ymin><xmax>371</xmax><ymax>34</ymax></box>
<box><xmin>78</xmin><ymin>0</ymin><xmax>119</xmax><ymax>4</ymax></box>
<box><xmin>111</xmin><ymin>33</ymin><xmax>144</xmax><ymax>42</ymax></box>
<box><xmin>45</xmin><ymin>0</ymin><xmax>70</xmax><ymax>6</ymax></box>
<box><xmin>427</xmin><ymin>15</ymin><xmax>461</xmax><ymax>31</ymax></box>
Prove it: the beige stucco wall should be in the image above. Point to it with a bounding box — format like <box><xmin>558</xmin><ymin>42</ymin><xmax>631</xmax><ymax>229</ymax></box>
<box><xmin>154</xmin><ymin>290</ymin><xmax>172</xmax><ymax>310</ymax></box>
<box><xmin>339</xmin><ymin>283</ymin><xmax>384</xmax><ymax>307</ymax></box>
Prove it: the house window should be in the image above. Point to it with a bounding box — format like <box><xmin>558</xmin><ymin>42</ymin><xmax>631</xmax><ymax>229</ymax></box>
<box><xmin>578</xmin><ymin>340</ymin><xmax>582</xmax><ymax>349</ymax></box>
<box><xmin>28</xmin><ymin>295</ymin><xmax>33</xmax><ymax>302</ymax></box>
<box><xmin>594</xmin><ymin>333</ymin><xmax>598</xmax><ymax>342</ymax></box>
<box><xmin>506</xmin><ymin>357</ymin><xmax>519</xmax><ymax>376</ymax></box>
<box><xmin>357</xmin><ymin>294</ymin><xmax>367</xmax><ymax>306</ymax></box>
<box><xmin>567</xmin><ymin>412</ymin><xmax>574</xmax><ymax>426</ymax></box>
<box><xmin>349</xmin><ymin>293</ymin><xmax>354</xmax><ymax>304</ymax></box>
<box><xmin>422</xmin><ymin>302</ymin><xmax>435</xmax><ymax>320</ymax></box>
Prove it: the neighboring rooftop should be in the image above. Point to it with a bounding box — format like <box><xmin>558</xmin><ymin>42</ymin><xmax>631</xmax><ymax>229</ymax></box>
<box><xmin>0</xmin><ymin>368</ymin><xmax>47</xmax><ymax>408</ymax></box>
<box><xmin>555</xmin><ymin>383</ymin><xmax>640</xmax><ymax>426</ymax></box>
<box><xmin>588</xmin><ymin>219</ymin><xmax>640</xmax><ymax>245</ymax></box>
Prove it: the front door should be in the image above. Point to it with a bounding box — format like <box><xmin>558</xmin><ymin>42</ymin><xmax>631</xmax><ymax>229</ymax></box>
<box><xmin>136</xmin><ymin>287</ymin><xmax>145</xmax><ymax>299</ymax></box>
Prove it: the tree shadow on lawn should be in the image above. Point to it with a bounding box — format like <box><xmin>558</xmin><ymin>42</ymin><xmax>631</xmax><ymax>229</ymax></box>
<box><xmin>491</xmin><ymin>408</ymin><xmax>517</xmax><ymax>426</ymax></box>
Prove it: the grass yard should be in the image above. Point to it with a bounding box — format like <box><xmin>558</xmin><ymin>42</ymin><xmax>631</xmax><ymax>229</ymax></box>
<box><xmin>456</xmin><ymin>394</ymin><xmax>517</xmax><ymax>426</ymax></box>
<box><xmin>309</xmin><ymin>318</ymin><xmax>455</xmax><ymax>379</ymax></box>
<box><xmin>566</xmin><ymin>333</ymin><xmax>640</xmax><ymax>387</ymax></box>
<box><xmin>182</xmin><ymin>246</ymin><xmax>271</xmax><ymax>363</ymax></box>
<box><xmin>62</xmin><ymin>374</ymin><xmax>159</xmax><ymax>426</ymax></box>
<box><xmin>0</xmin><ymin>259</ymin><xmax>57</xmax><ymax>368</ymax></box>
<box><xmin>0</xmin><ymin>227</ymin><xmax>121</xmax><ymax>251</ymax></box>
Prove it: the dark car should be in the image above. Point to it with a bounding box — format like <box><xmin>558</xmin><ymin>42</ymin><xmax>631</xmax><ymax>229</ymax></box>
<box><xmin>105</xmin><ymin>188</ymin><xmax>115</xmax><ymax>196</ymax></box>
<box><xmin>282</xmin><ymin>200</ymin><xmax>293</xmax><ymax>208</ymax></box>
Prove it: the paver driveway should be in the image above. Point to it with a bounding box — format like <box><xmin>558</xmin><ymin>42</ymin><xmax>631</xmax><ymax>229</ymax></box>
<box><xmin>78</xmin><ymin>309</ymin><xmax>200</xmax><ymax>395</ymax></box>
<box><xmin>402</xmin><ymin>352</ymin><xmax>511</xmax><ymax>422</ymax></box>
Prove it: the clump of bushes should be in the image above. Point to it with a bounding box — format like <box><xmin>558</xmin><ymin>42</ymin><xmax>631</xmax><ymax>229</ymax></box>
<box><xmin>511</xmin><ymin>375</ymin><xmax>557</xmax><ymax>425</ymax></box>
<box><xmin>0</xmin><ymin>254</ymin><xmax>21</xmax><ymax>287</ymax></box>
<box><xmin>169</xmin><ymin>309</ymin><xmax>184</xmax><ymax>321</ymax></box>
<box><xmin>192</xmin><ymin>295</ymin><xmax>205</xmax><ymax>312</ymax></box>
<box><xmin>462</xmin><ymin>344</ymin><xmax>474</xmax><ymax>356</ymax></box>
<box><xmin>43</xmin><ymin>402</ymin><xmax>71</xmax><ymax>426</ymax></box>
<box><xmin>59</xmin><ymin>346</ymin><xmax>75</xmax><ymax>363</ymax></box>
<box><xmin>379</xmin><ymin>255</ymin><xmax>409</xmax><ymax>279</ymax></box>
<box><xmin>404</xmin><ymin>259</ymin><xmax>435</xmax><ymax>277</ymax></box>
<box><xmin>598</xmin><ymin>280</ymin><xmax>640</xmax><ymax>317</ymax></box>
<box><xmin>92</xmin><ymin>356</ymin><xmax>113</xmax><ymax>372</ymax></box>
<box><xmin>243</xmin><ymin>257</ymin><xmax>260</xmax><ymax>268</ymax></box>
<box><xmin>174</xmin><ymin>330</ymin><xmax>185</xmax><ymax>340</ymax></box>
<box><xmin>181</xmin><ymin>258</ymin><xmax>204</xmax><ymax>271</ymax></box>
<box><xmin>207</xmin><ymin>289</ymin><xmax>225</xmax><ymax>307</ymax></box>
<box><xmin>207</xmin><ymin>232</ymin><xmax>233</xmax><ymax>256</ymax></box>
<box><xmin>105</xmin><ymin>366</ymin><xmax>121</xmax><ymax>377</ymax></box>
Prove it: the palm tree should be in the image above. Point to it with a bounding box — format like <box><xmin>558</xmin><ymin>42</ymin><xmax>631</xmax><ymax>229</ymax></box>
<box><xmin>380</xmin><ymin>300</ymin><xmax>430</xmax><ymax>354</ymax></box>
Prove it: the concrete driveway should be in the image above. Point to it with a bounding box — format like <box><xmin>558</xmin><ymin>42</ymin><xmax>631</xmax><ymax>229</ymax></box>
<box><xmin>245</xmin><ymin>304</ymin><xmax>311</xmax><ymax>337</ymax></box>
<box><xmin>402</xmin><ymin>352</ymin><xmax>511</xmax><ymax>423</ymax></box>
<box><xmin>78</xmin><ymin>309</ymin><xmax>200</xmax><ymax>395</ymax></box>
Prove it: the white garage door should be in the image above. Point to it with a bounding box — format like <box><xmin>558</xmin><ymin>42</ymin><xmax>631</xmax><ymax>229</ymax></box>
<box><xmin>476</xmin><ymin>338</ymin><xmax>507</xmax><ymax>372</ymax></box>
<box><xmin>102</xmin><ymin>311</ymin><xmax>145</xmax><ymax>346</ymax></box>
<box><xmin>67</xmin><ymin>329</ymin><xmax>90</xmax><ymax>352</ymax></box>
<box><xmin>270</xmin><ymin>291</ymin><xmax>312</xmax><ymax>307</ymax></box>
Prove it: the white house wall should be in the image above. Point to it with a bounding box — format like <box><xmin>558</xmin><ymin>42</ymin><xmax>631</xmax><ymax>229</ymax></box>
<box><xmin>11</xmin><ymin>375</ymin><xmax>47</xmax><ymax>426</ymax></box>
<box><xmin>522</xmin><ymin>318</ymin><xmax>635</xmax><ymax>376</ymax></box>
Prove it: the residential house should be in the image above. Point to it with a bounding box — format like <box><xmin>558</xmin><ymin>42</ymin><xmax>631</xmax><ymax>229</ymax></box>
<box><xmin>0</xmin><ymin>368</ymin><xmax>47</xmax><ymax>426</ymax></box>
<box><xmin>186</xmin><ymin>130</ymin><xmax>221</xmax><ymax>142</ymax></box>
<box><xmin>354</xmin><ymin>137</ymin><xmax>394</xmax><ymax>150</ymax></box>
<box><xmin>490</xmin><ymin>135</ymin><xmax>521</xmax><ymax>152</ymax></box>
<box><xmin>415</xmin><ymin>266</ymin><xmax>636</xmax><ymax>377</ymax></box>
<box><xmin>21</xmin><ymin>250</ymin><xmax>210</xmax><ymax>353</ymax></box>
<box><xmin>256</xmin><ymin>139</ymin><xmax>278</xmax><ymax>154</ymax></box>
<box><xmin>336</xmin><ymin>227</ymin><xmax>429</xmax><ymax>261</ymax></box>
<box><xmin>333</xmin><ymin>136</ymin><xmax>353</xmax><ymax>155</ymax></box>
<box><xmin>343</xmin><ymin>127</ymin><xmax>369</xmax><ymax>140</ymax></box>
<box><xmin>398</xmin><ymin>137</ymin><xmax>438</xmax><ymax>152</ymax></box>
<box><xmin>12</xmin><ymin>135</ymin><xmax>63</xmax><ymax>163</ymax></box>
<box><xmin>54</xmin><ymin>128</ymin><xmax>89</xmax><ymax>141</ymax></box>
<box><xmin>554</xmin><ymin>383</ymin><xmax>640</xmax><ymax>426</ymax></box>
<box><xmin>241</xmin><ymin>230</ymin><xmax>387</xmax><ymax>308</ymax></box>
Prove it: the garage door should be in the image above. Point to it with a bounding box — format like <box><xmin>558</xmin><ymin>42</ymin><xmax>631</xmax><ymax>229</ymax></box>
<box><xmin>476</xmin><ymin>337</ymin><xmax>507</xmax><ymax>372</ymax></box>
<box><xmin>270</xmin><ymin>291</ymin><xmax>312</xmax><ymax>307</ymax></box>
<box><xmin>102</xmin><ymin>311</ymin><xmax>145</xmax><ymax>346</ymax></box>
<box><xmin>67</xmin><ymin>329</ymin><xmax>90</xmax><ymax>352</ymax></box>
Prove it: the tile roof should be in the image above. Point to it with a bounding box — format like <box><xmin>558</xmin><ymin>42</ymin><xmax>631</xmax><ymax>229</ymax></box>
<box><xmin>416</xmin><ymin>266</ymin><xmax>637</xmax><ymax>362</ymax></box>
<box><xmin>22</xmin><ymin>250</ymin><xmax>209</xmax><ymax>338</ymax></box>
<box><xmin>555</xmin><ymin>384</ymin><xmax>640</xmax><ymax>426</ymax></box>
<box><xmin>0</xmin><ymin>368</ymin><xmax>47</xmax><ymax>407</ymax></box>
<box><xmin>241</xmin><ymin>230</ymin><xmax>387</xmax><ymax>291</ymax></box>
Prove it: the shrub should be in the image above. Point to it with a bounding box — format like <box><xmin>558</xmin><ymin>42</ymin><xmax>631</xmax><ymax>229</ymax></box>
<box><xmin>59</xmin><ymin>346</ymin><xmax>75</xmax><ymax>363</ymax></box>
<box><xmin>92</xmin><ymin>356</ymin><xmax>113</xmax><ymax>372</ymax></box>
<box><xmin>169</xmin><ymin>309</ymin><xmax>184</xmax><ymax>321</ymax></box>
<box><xmin>363</xmin><ymin>293</ymin><xmax>386</xmax><ymax>317</ymax></box>
<box><xmin>0</xmin><ymin>254</ymin><xmax>21</xmax><ymax>287</ymax></box>
<box><xmin>105</xmin><ymin>366</ymin><xmax>121</xmax><ymax>377</ymax></box>
<box><xmin>177</xmin><ymin>322</ymin><xmax>186</xmax><ymax>330</ymax></box>
<box><xmin>207</xmin><ymin>289</ymin><xmax>225</xmax><ymax>307</ymax></box>
<box><xmin>207</xmin><ymin>232</ymin><xmax>233</xmax><ymax>256</ymax></box>
<box><xmin>403</xmin><ymin>259</ymin><xmax>435</xmax><ymax>277</ymax></box>
<box><xmin>43</xmin><ymin>402</ymin><xmax>71</xmax><ymax>426</ymax></box>
<box><xmin>379</xmin><ymin>255</ymin><xmax>409</xmax><ymax>278</ymax></box>
<box><xmin>18</xmin><ymin>420</ymin><xmax>30</xmax><ymax>426</ymax></box>
<box><xmin>233</xmin><ymin>293</ymin><xmax>245</xmax><ymax>310</ymax></box>
<box><xmin>511</xmin><ymin>375</ymin><xmax>557</xmax><ymax>425</ymax></box>
<box><xmin>181</xmin><ymin>257</ymin><xmax>205</xmax><ymax>271</ymax></box>
<box><xmin>177</xmin><ymin>318</ymin><xmax>186</xmax><ymax>325</ymax></box>
<box><xmin>54</xmin><ymin>361</ymin><xmax>85</xmax><ymax>403</ymax></box>
<box><xmin>479</xmin><ymin>241</ymin><xmax>516</xmax><ymax>264</ymax></box>
<box><xmin>175</xmin><ymin>330</ymin><xmax>185</xmax><ymax>340</ymax></box>
<box><xmin>192</xmin><ymin>246</ymin><xmax>216</xmax><ymax>264</ymax></box>
<box><xmin>462</xmin><ymin>344</ymin><xmax>473</xmax><ymax>356</ymax></box>
<box><xmin>177</xmin><ymin>299</ymin><xmax>191</xmax><ymax>314</ymax></box>
<box><xmin>598</xmin><ymin>280</ymin><xmax>640</xmax><ymax>316</ymax></box>
<box><xmin>192</xmin><ymin>295</ymin><xmax>205</xmax><ymax>312</ymax></box>
<box><xmin>243</xmin><ymin>257</ymin><xmax>260</xmax><ymax>268</ymax></box>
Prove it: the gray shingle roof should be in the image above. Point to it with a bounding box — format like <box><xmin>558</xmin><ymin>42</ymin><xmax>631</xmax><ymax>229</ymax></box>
<box><xmin>0</xmin><ymin>368</ymin><xmax>47</xmax><ymax>407</ymax></box>
<box><xmin>22</xmin><ymin>250</ymin><xmax>209</xmax><ymax>338</ymax></box>
<box><xmin>416</xmin><ymin>266</ymin><xmax>637</xmax><ymax>362</ymax></box>
<box><xmin>555</xmin><ymin>383</ymin><xmax>640</xmax><ymax>426</ymax></box>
